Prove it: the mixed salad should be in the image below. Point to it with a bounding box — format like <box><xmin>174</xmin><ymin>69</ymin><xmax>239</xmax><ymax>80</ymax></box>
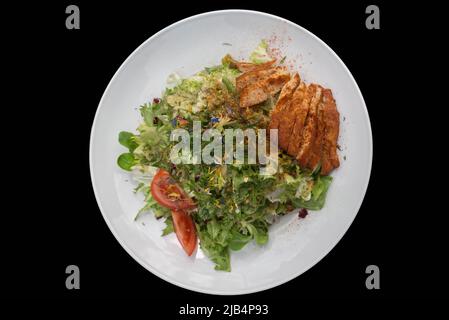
<box><xmin>117</xmin><ymin>42</ymin><xmax>333</xmax><ymax>271</ymax></box>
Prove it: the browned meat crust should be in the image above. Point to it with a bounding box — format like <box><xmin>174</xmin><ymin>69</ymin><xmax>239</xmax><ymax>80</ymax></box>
<box><xmin>234</xmin><ymin>59</ymin><xmax>276</xmax><ymax>73</ymax></box>
<box><xmin>268</xmin><ymin>73</ymin><xmax>301</xmax><ymax>131</ymax></box>
<box><xmin>239</xmin><ymin>71</ymin><xmax>290</xmax><ymax>108</ymax></box>
<box><xmin>278</xmin><ymin>81</ymin><xmax>307</xmax><ymax>150</ymax></box>
<box><xmin>307</xmin><ymin>86</ymin><xmax>326</xmax><ymax>171</ymax></box>
<box><xmin>296</xmin><ymin>85</ymin><xmax>323</xmax><ymax>167</ymax></box>
<box><xmin>286</xmin><ymin>83</ymin><xmax>313</xmax><ymax>156</ymax></box>
<box><xmin>236</xmin><ymin>66</ymin><xmax>283</xmax><ymax>92</ymax></box>
<box><xmin>320</xmin><ymin>89</ymin><xmax>340</xmax><ymax>175</ymax></box>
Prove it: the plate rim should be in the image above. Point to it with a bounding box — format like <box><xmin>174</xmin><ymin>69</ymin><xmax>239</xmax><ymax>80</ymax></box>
<box><xmin>89</xmin><ymin>9</ymin><xmax>373</xmax><ymax>295</ymax></box>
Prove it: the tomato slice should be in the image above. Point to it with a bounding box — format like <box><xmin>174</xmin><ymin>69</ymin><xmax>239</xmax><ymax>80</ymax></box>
<box><xmin>151</xmin><ymin>169</ymin><xmax>195</xmax><ymax>210</ymax></box>
<box><xmin>171</xmin><ymin>210</ymin><xmax>197</xmax><ymax>256</ymax></box>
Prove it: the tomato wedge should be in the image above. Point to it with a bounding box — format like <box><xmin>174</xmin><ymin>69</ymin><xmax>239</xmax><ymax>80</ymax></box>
<box><xmin>171</xmin><ymin>210</ymin><xmax>197</xmax><ymax>256</ymax></box>
<box><xmin>151</xmin><ymin>169</ymin><xmax>195</xmax><ymax>210</ymax></box>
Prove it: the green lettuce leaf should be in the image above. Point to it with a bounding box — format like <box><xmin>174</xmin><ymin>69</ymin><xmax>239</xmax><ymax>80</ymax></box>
<box><xmin>249</xmin><ymin>40</ymin><xmax>272</xmax><ymax>64</ymax></box>
<box><xmin>228</xmin><ymin>230</ymin><xmax>252</xmax><ymax>251</ymax></box>
<box><xmin>162</xmin><ymin>217</ymin><xmax>174</xmax><ymax>236</ymax></box>
<box><xmin>119</xmin><ymin>131</ymin><xmax>138</xmax><ymax>152</ymax></box>
<box><xmin>292</xmin><ymin>175</ymin><xmax>333</xmax><ymax>210</ymax></box>
<box><xmin>197</xmin><ymin>224</ymin><xmax>231</xmax><ymax>271</ymax></box>
<box><xmin>117</xmin><ymin>153</ymin><xmax>136</xmax><ymax>171</ymax></box>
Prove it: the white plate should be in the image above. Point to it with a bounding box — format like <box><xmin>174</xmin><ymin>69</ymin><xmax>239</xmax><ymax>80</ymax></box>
<box><xmin>90</xmin><ymin>10</ymin><xmax>372</xmax><ymax>295</ymax></box>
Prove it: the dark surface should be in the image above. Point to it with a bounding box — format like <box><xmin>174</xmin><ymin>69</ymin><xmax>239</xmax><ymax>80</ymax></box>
<box><xmin>3</xmin><ymin>0</ymin><xmax>445</xmax><ymax>303</ymax></box>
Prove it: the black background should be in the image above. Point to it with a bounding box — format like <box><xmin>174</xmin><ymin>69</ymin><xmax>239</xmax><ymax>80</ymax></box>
<box><xmin>3</xmin><ymin>0</ymin><xmax>446</xmax><ymax>305</ymax></box>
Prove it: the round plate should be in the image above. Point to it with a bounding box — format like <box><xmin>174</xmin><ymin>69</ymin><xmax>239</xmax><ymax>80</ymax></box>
<box><xmin>90</xmin><ymin>10</ymin><xmax>372</xmax><ymax>295</ymax></box>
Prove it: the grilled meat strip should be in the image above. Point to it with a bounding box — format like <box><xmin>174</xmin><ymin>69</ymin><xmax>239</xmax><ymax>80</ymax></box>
<box><xmin>296</xmin><ymin>84</ymin><xmax>323</xmax><ymax>167</ymax></box>
<box><xmin>268</xmin><ymin>73</ymin><xmax>301</xmax><ymax>131</ymax></box>
<box><xmin>239</xmin><ymin>70</ymin><xmax>290</xmax><ymax>108</ymax></box>
<box><xmin>320</xmin><ymin>89</ymin><xmax>340</xmax><ymax>175</ymax></box>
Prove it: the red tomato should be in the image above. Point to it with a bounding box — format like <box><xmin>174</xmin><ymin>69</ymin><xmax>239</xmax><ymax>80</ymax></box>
<box><xmin>151</xmin><ymin>169</ymin><xmax>196</xmax><ymax>210</ymax></box>
<box><xmin>171</xmin><ymin>210</ymin><xmax>197</xmax><ymax>256</ymax></box>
